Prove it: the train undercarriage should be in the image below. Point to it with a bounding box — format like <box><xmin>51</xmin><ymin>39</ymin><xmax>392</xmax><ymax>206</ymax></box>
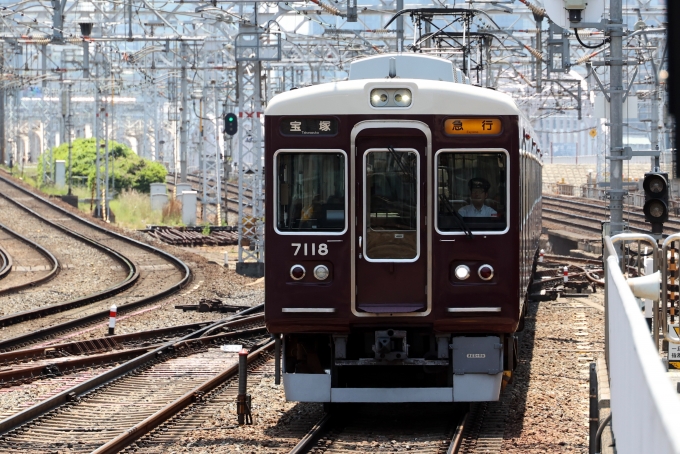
<box><xmin>282</xmin><ymin>328</ymin><xmax>519</xmax><ymax>403</ymax></box>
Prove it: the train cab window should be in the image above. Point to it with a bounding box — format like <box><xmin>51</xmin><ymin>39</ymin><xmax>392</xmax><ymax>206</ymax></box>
<box><xmin>364</xmin><ymin>148</ymin><xmax>419</xmax><ymax>260</ymax></box>
<box><xmin>275</xmin><ymin>151</ymin><xmax>346</xmax><ymax>233</ymax></box>
<box><xmin>436</xmin><ymin>151</ymin><xmax>508</xmax><ymax>234</ymax></box>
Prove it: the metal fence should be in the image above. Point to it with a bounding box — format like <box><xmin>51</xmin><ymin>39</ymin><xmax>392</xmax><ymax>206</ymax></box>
<box><xmin>604</xmin><ymin>234</ymin><xmax>680</xmax><ymax>454</ymax></box>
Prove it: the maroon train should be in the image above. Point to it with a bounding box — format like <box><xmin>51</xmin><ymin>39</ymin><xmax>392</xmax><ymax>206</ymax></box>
<box><xmin>264</xmin><ymin>54</ymin><xmax>542</xmax><ymax>403</ymax></box>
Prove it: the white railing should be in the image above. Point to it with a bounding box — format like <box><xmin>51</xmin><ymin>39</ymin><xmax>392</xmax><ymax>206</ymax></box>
<box><xmin>605</xmin><ymin>235</ymin><xmax>680</xmax><ymax>454</ymax></box>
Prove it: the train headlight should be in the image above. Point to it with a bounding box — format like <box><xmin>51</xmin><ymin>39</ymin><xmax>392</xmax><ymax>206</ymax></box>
<box><xmin>454</xmin><ymin>265</ymin><xmax>470</xmax><ymax>280</ymax></box>
<box><xmin>290</xmin><ymin>264</ymin><xmax>306</xmax><ymax>281</ymax></box>
<box><xmin>370</xmin><ymin>89</ymin><xmax>389</xmax><ymax>107</ymax></box>
<box><xmin>313</xmin><ymin>265</ymin><xmax>329</xmax><ymax>281</ymax></box>
<box><xmin>393</xmin><ymin>89</ymin><xmax>412</xmax><ymax>107</ymax></box>
<box><xmin>478</xmin><ymin>264</ymin><xmax>494</xmax><ymax>281</ymax></box>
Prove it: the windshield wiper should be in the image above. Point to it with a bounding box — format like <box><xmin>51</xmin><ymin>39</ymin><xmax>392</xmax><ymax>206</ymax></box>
<box><xmin>438</xmin><ymin>194</ymin><xmax>473</xmax><ymax>237</ymax></box>
<box><xmin>387</xmin><ymin>146</ymin><xmax>415</xmax><ymax>183</ymax></box>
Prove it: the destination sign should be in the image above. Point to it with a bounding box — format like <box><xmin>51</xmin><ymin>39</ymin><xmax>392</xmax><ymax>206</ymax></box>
<box><xmin>280</xmin><ymin>118</ymin><xmax>338</xmax><ymax>136</ymax></box>
<box><xmin>444</xmin><ymin>118</ymin><xmax>502</xmax><ymax>135</ymax></box>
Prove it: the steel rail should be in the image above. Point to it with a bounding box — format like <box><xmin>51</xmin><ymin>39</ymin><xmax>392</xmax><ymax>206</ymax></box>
<box><xmin>0</xmin><ymin>175</ymin><xmax>193</xmax><ymax>349</ymax></box>
<box><xmin>0</xmin><ymin>174</ymin><xmax>190</xmax><ymax>288</ymax></box>
<box><xmin>0</xmin><ymin>346</ymin><xmax>154</xmax><ymax>383</ymax></box>
<box><xmin>0</xmin><ymin>186</ymin><xmax>140</xmax><ymax>323</ymax></box>
<box><xmin>0</xmin><ymin>244</ymin><xmax>11</xmax><ymax>280</ymax></box>
<box><xmin>0</xmin><ymin>319</ymin><xmax>221</xmax><ymax>364</ymax></box>
<box><xmin>288</xmin><ymin>413</ymin><xmax>333</xmax><ymax>454</ymax></box>
<box><xmin>542</xmin><ymin>209</ymin><xmax>604</xmax><ymax>234</ymax></box>
<box><xmin>446</xmin><ymin>411</ymin><xmax>469</xmax><ymax>454</ymax></box>
<box><xmin>1</xmin><ymin>322</ymin><xmax>269</xmax><ymax>384</ymax></box>
<box><xmin>544</xmin><ymin>195</ymin><xmax>680</xmax><ymax>233</ymax></box>
<box><xmin>0</xmin><ymin>307</ymin><xmax>264</xmax><ymax>436</ymax></box>
<box><xmin>0</xmin><ymin>222</ymin><xmax>58</xmax><ymax>292</ymax></box>
<box><xmin>0</xmin><ymin>305</ymin><xmax>262</xmax><ymax>365</ymax></box>
<box><xmin>166</xmin><ymin>176</ymin><xmax>253</xmax><ymax>214</ymax></box>
<box><xmin>92</xmin><ymin>338</ymin><xmax>274</xmax><ymax>454</ymax></box>
<box><xmin>290</xmin><ymin>408</ymin><xmax>468</xmax><ymax>454</ymax></box>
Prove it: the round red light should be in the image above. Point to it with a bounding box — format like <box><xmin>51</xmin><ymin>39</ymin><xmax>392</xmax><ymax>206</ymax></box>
<box><xmin>478</xmin><ymin>265</ymin><xmax>494</xmax><ymax>281</ymax></box>
<box><xmin>290</xmin><ymin>265</ymin><xmax>305</xmax><ymax>280</ymax></box>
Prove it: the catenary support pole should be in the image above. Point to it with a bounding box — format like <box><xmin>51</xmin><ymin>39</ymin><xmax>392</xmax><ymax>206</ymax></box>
<box><xmin>608</xmin><ymin>0</ymin><xmax>625</xmax><ymax>234</ymax></box>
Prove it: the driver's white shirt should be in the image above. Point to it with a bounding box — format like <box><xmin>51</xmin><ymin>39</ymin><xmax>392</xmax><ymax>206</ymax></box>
<box><xmin>458</xmin><ymin>204</ymin><xmax>497</xmax><ymax>217</ymax></box>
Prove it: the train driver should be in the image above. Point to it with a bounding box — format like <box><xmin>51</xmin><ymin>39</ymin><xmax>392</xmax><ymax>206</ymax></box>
<box><xmin>458</xmin><ymin>177</ymin><xmax>497</xmax><ymax>217</ymax></box>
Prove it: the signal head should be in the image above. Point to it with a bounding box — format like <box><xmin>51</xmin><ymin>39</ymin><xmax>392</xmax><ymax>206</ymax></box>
<box><xmin>224</xmin><ymin>113</ymin><xmax>238</xmax><ymax>136</ymax></box>
<box><xmin>642</xmin><ymin>171</ymin><xmax>669</xmax><ymax>233</ymax></box>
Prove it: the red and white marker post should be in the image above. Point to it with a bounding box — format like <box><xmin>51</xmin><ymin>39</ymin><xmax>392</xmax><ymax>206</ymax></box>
<box><xmin>539</xmin><ymin>249</ymin><xmax>544</xmax><ymax>263</ymax></box>
<box><xmin>108</xmin><ymin>305</ymin><xmax>117</xmax><ymax>336</ymax></box>
<box><xmin>563</xmin><ymin>266</ymin><xmax>569</xmax><ymax>283</ymax></box>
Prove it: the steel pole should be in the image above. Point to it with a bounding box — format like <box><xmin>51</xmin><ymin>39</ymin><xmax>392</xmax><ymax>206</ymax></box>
<box><xmin>180</xmin><ymin>42</ymin><xmax>188</xmax><ymax>183</ymax></box>
<box><xmin>536</xmin><ymin>17</ymin><xmax>543</xmax><ymax>93</ymax></box>
<box><xmin>67</xmin><ymin>84</ymin><xmax>72</xmax><ymax>196</ymax></box>
<box><xmin>94</xmin><ymin>72</ymin><xmax>101</xmax><ymax>217</ymax></box>
<box><xmin>609</xmin><ymin>0</ymin><xmax>625</xmax><ymax>234</ymax></box>
<box><xmin>396</xmin><ymin>0</ymin><xmax>403</xmax><ymax>52</ymax></box>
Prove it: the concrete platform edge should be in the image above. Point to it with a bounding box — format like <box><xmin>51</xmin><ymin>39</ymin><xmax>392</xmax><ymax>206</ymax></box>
<box><xmin>597</xmin><ymin>356</ymin><xmax>616</xmax><ymax>454</ymax></box>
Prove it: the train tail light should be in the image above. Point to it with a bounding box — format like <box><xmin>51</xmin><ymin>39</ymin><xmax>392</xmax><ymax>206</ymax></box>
<box><xmin>478</xmin><ymin>264</ymin><xmax>494</xmax><ymax>281</ymax></box>
<box><xmin>290</xmin><ymin>265</ymin><xmax>306</xmax><ymax>280</ymax></box>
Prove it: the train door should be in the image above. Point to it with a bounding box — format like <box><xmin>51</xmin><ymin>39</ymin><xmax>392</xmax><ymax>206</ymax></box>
<box><xmin>351</xmin><ymin>122</ymin><xmax>431</xmax><ymax>316</ymax></box>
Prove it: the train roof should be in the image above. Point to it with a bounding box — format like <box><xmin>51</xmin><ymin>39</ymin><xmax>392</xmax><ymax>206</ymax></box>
<box><xmin>265</xmin><ymin>78</ymin><xmax>521</xmax><ymax>117</ymax></box>
<box><xmin>348</xmin><ymin>54</ymin><xmax>458</xmax><ymax>82</ymax></box>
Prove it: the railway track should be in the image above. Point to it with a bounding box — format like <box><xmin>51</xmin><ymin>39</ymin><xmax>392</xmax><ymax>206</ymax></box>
<box><xmin>0</xmin><ymin>174</ymin><xmax>191</xmax><ymax>351</ymax></box>
<box><xmin>291</xmin><ymin>403</ymin><xmax>468</xmax><ymax>453</ymax></box>
<box><xmin>542</xmin><ymin>195</ymin><xmax>680</xmax><ymax>235</ymax></box>
<box><xmin>0</xmin><ymin>311</ymin><xmax>268</xmax><ymax>453</ymax></box>
<box><xmin>0</xmin><ymin>244</ymin><xmax>10</xmax><ymax>280</ymax></box>
<box><xmin>166</xmin><ymin>174</ymin><xmax>255</xmax><ymax>215</ymax></box>
<box><xmin>0</xmin><ymin>311</ymin><xmax>263</xmax><ymax>383</ymax></box>
<box><xmin>0</xmin><ymin>222</ymin><xmax>58</xmax><ymax>294</ymax></box>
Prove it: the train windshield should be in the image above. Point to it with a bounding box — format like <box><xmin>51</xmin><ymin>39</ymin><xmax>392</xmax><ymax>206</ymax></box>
<box><xmin>364</xmin><ymin>149</ymin><xmax>419</xmax><ymax>261</ymax></box>
<box><xmin>436</xmin><ymin>151</ymin><xmax>507</xmax><ymax>232</ymax></box>
<box><xmin>276</xmin><ymin>152</ymin><xmax>346</xmax><ymax>233</ymax></box>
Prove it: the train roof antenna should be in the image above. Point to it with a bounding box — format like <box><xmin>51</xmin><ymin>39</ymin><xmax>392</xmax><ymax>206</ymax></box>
<box><xmin>388</xmin><ymin>57</ymin><xmax>396</xmax><ymax>78</ymax></box>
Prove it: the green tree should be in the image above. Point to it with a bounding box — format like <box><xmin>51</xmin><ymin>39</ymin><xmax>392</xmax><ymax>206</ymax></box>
<box><xmin>38</xmin><ymin>138</ymin><xmax>167</xmax><ymax>193</ymax></box>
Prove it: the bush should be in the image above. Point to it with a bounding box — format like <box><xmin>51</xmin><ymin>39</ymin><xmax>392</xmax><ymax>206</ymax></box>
<box><xmin>38</xmin><ymin>138</ymin><xmax>167</xmax><ymax>194</ymax></box>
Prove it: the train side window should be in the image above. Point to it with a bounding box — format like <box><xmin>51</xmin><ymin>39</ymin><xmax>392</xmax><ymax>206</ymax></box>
<box><xmin>275</xmin><ymin>151</ymin><xmax>346</xmax><ymax>234</ymax></box>
<box><xmin>435</xmin><ymin>150</ymin><xmax>508</xmax><ymax>234</ymax></box>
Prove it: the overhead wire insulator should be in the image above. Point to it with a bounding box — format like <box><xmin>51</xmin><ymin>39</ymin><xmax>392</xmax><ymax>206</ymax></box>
<box><xmin>518</xmin><ymin>0</ymin><xmax>546</xmax><ymax>19</ymax></box>
<box><xmin>575</xmin><ymin>47</ymin><xmax>607</xmax><ymax>65</ymax></box>
<box><xmin>309</xmin><ymin>0</ymin><xmax>341</xmax><ymax>16</ymax></box>
<box><xmin>575</xmin><ymin>53</ymin><xmax>596</xmax><ymax>65</ymax></box>
<box><xmin>524</xmin><ymin>44</ymin><xmax>544</xmax><ymax>61</ymax></box>
<box><xmin>572</xmin><ymin>30</ymin><xmax>603</xmax><ymax>38</ymax></box>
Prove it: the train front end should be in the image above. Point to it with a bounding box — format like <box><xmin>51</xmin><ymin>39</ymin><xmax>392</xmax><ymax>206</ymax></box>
<box><xmin>264</xmin><ymin>54</ymin><xmax>541</xmax><ymax>403</ymax></box>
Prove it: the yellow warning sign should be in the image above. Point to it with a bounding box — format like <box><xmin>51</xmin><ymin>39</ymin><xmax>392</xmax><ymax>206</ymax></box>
<box><xmin>589</xmin><ymin>129</ymin><xmax>597</xmax><ymax>138</ymax></box>
<box><xmin>674</xmin><ymin>326</ymin><xmax>680</xmax><ymax>337</ymax></box>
